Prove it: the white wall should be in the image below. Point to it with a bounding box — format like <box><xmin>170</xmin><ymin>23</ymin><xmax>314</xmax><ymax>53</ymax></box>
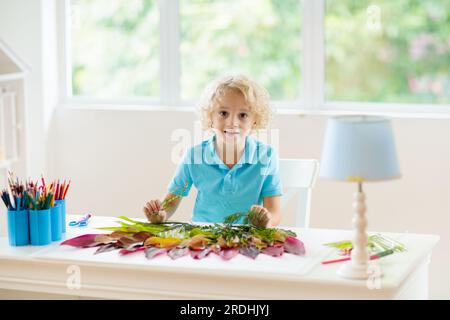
<box><xmin>0</xmin><ymin>0</ymin><xmax>49</xmax><ymax>178</ymax></box>
<box><xmin>0</xmin><ymin>0</ymin><xmax>44</xmax><ymax>238</ymax></box>
<box><xmin>1</xmin><ymin>0</ymin><xmax>449</xmax><ymax>299</ymax></box>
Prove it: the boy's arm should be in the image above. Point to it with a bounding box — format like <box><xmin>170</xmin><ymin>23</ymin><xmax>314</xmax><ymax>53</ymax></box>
<box><xmin>144</xmin><ymin>192</ymin><xmax>183</xmax><ymax>222</ymax></box>
<box><xmin>161</xmin><ymin>192</ymin><xmax>183</xmax><ymax>219</ymax></box>
<box><xmin>263</xmin><ymin>195</ymin><xmax>281</xmax><ymax>227</ymax></box>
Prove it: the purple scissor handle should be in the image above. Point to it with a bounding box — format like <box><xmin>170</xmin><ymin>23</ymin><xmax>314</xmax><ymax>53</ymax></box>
<box><xmin>69</xmin><ymin>214</ymin><xmax>92</xmax><ymax>227</ymax></box>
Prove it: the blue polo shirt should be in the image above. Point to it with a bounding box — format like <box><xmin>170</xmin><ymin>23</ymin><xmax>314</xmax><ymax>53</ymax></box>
<box><xmin>167</xmin><ymin>134</ymin><xmax>283</xmax><ymax>223</ymax></box>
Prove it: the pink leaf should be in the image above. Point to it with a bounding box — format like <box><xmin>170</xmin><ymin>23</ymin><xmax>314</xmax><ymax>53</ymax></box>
<box><xmin>94</xmin><ymin>243</ymin><xmax>117</xmax><ymax>255</ymax></box>
<box><xmin>219</xmin><ymin>248</ymin><xmax>239</xmax><ymax>260</ymax></box>
<box><xmin>119</xmin><ymin>246</ymin><xmax>146</xmax><ymax>255</ymax></box>
<box><xmin>284</xmin><ymin>236</ymin><xmax>306</xmax><ymax>256</ymax></box>
<box><xmin>144</xmin><ymin>247</ymin><xmax>167</xmax><ymax>259</ymax></box>
<box><xmin>120</xmin><ymin>242</ymin><xmax>145</xmax><ymax>251</ymax></box>
<box><xmin>60</xmin><ymin>234</ymin><xmax>103</xmax><ymax>248</ymax></box>
<box><xmin>190</xmin><ymin>248</ymin><xmax>212</xmax><ymax>260</ymax></box>
<box><xmin>239</xmin><ymin>245</ymin><xmax>260</xmax><ymax>259</ymax></box>
<box><xmin>168</xmin><ymin>247</ymin><xmax>189</xmax><ymax>260</ymax></box>
<box><xmin>262</xmin><ymin>246</ymin><xmax>284</xmax><ymax>257</ymax></box>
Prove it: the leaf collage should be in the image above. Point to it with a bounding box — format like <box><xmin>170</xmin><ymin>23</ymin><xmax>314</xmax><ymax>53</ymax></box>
<box><xmin>61</xmin><ymin>216</ymin><xmax>306</xmax><ymax>261</ymax></box>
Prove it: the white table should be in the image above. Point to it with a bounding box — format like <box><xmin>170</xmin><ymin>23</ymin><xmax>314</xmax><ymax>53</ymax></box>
<box><xmin>0</xmin><ymin>215</ymin><xmax>439</xmax><ymax>299</ymax></box>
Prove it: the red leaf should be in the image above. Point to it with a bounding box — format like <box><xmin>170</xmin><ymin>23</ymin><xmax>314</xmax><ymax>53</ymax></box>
<box><xmin>94</xmin><ymin>243</ymin><xmax>117</xmax><ymax>255</ymax></box>
<box><xmin>60</xmin><ymin>234</ymin><xmax>103</xmax><ymax>248</ymax></box>
<box><xmin>117</xmin><ymin>236</ymin><xmax>142</xmax><ymax>248</ymax></box>
<box><xmin>239</xmin><ymin>245</ymin><xmax>260</xmax><ymax>259</ymax></box>
<box><xmin>283</xmin><ymin>236</ymin><xmax>306</xmax><ymax>256</ymax></box>
<box><xmin>119</xmin><ymin>246</ymin><xmax>146</xmax><ymax>255</ymax></box>
<box><xmin>262</xmin><ymin>246</ymin><xmax>284</xmax><ymax>257</ymax></box>
<box><xmin>190</xmin><ymin>248</ymin><xmax>212</xmax><ymax>260</ymax></box>
<box><xmin>219</xmin><ymin>248</ymin><xmax>239</xmax><ymax>260</ymax></box>
<box><xmin>144</xmin><ymin>247</ymin><xmax>167</xmax><ymax>259</ymax></box>
<box><xmin>168</xmin><ymin>247</ymin><xmax>189</xmax><ymax>260</ymax></box>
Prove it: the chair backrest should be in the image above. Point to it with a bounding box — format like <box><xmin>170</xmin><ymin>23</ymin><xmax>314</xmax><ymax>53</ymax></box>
<box><xmin>278</xmin><ymin>159</ymin><xmax>320</xmax><ymax>228</ymax></box>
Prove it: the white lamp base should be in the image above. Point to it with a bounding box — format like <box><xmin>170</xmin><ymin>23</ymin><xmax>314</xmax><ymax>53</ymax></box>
<box><xmin>337</xmin><ymin>187</ymin><xmax>384</xmax><ymax>280</ymax></box>
<box><xmin>337</xmin><ymin>261</ymin><xmax>382</xmax><ymax>279</ymax></box>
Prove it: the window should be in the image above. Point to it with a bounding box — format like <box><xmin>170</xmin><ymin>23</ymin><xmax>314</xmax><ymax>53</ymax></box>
<box><xmin>325</xmin><ymin>0</ymin><xmax>450</xmax><ymax>105</ymax></box>
<box><xmin>69</xmin><ymin>0</ymin><xmax>159</xmax><ymax>99</ymax></box>
<box><xmin>179</xmin><ymin>0</ymin><xmax>301</xmax><ymax>101</ymax></box>
<box><xmin>66</xmin><ymin>0</ymin><xmax>301</xmax><ymax>104</ymax></box>
<box><xmin>64</xmin><ymin>0</ymin><xmax>450</xmax><ymax>113</ymax></box>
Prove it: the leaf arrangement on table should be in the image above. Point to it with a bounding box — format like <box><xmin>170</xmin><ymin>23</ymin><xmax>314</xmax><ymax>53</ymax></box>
<box><xmin>61</xmin><ymin>214</ymin><xmax>306</xmax><ymax>260</ymax></box>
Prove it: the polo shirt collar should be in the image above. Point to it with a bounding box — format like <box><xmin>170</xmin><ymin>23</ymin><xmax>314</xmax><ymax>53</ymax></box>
<box><xmin>204</xmin><ymin>134</ymin><xmax>258</xmax><ymax>168</ymax></box>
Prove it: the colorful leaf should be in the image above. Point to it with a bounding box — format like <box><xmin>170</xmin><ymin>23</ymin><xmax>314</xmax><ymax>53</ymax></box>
<box><xmin>273</xmin><ymin>231</ymin><xmax>286</xmax><ymax>242</ymax></box>
<box><xmin>122</xmin><ymin>242</ymin><xmax>144</xmax><ymax>251</ymax></box>
<box><xmin>216</xmin><ymin>236</ymin><xmax>227</xmax><ymax>248</ymax></box>
<box><xmin>219</xmin><ymin>248</ymin><xmax>239</xmax><ymax>260</ymax></box>
<box><xmin>94</xmin><ymin>234</ymin><xmax>116</xmax><ymax>244</ymax></box>
<box><xmin>262</xmin><ymin>245</ymin><xmax>284</xmax><ymax>257</ymax></box>
<box><xmin>248</xmin><ymin>236</ymin><xmax>265</xmax><ymax>250</ymax></box>
<box><xmin>283</xmin><ymin>236</ymin><xmax>306</xmax><ymax>256</ymax></box>
<box><xmin>60</xmin><ymin>234</ymin><xmax>103</xmax><ymax>248</ymax></box>
<box><xmin>188</xmin><ymin>234</ymin><xmax>210</xmax><ymax>250</ymax></box>
<box><xmin>144</xmin><ymin>247</ymin><xmax>167</xmax><ymax>259</ymax></box>
<box><xmin>110</xmin><ymin>231</ymin><xmax>133</xmax><ymax>239</ymax></box>
<box><xmin>223</xmin><ymin>211</ymin><xmax>247</xmax><ymax>224</ymax></box>
<box><xmin>94</xmin><ymin>243</ymin><xmax>117</xmax><ymax>255</ymax></box>
<box><xmin>239</xmin><ymin>245</ymin><xmax>260</xmax><ymax>259</ymax></box>
<box><xmin>116</xmin><ymin>236</ymin><xmax>143</xmax><ymax>249</ymax></box>
<box><xmin>119</xmin><ymin>246</ymin><xmax>146</xmax><ymax>255</ymax></box>
<box><xmin>168</xmin><ymin>247</ymin><xmax>189</xmax><ymax>260</ymax></box>
<box><xmin>144</xmin><ymin>236</ymin><xmax>182</xmax><ymax>249</ymax></box>
<box><xmin>190</xmin><ymin>248</ymin><xmax>212</xmax><ymax>260</ymax></box>
<box><xmin>132</xmin><ymin>231</ymin><xmax>152</xmax><ymax>241</ymax></box>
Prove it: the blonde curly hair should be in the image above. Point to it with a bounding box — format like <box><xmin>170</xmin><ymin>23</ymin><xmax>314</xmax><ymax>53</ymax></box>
<box><xmin>198</xmin><ymin>74</ymin><xmax>274</xmax><ymax>131</ymax></box>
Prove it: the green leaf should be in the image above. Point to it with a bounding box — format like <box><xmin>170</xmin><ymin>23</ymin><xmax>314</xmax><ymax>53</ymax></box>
<box><xmin>117</xmin><ymin>216</ymin><xmax>136</xmax><ymax>223</ymax></box>
<box><xmin>223</xmin><ymin>211</ymin><xmax>247</xmax><ymax>224</ymax></box>
<box><xmin>323</xmin><ymin>234</ymin><xmax>406</xmax><ymax>253</ymax></box>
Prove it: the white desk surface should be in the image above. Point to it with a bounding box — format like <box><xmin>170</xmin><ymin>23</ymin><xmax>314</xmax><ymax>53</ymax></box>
<box><xmin>0</xmin><ymin>215</ymin><xmax>440</xmax><ymax>299</ymax></box>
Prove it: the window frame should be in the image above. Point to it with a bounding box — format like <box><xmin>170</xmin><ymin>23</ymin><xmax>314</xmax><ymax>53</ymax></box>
<box><xmin>58</xmin><ymin>0</ymin><xmax>450</xmax><ymax>117</ymax></box>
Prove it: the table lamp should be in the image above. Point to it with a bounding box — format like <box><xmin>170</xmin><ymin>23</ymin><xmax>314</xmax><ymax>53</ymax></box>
<box><xmin>320</xmin><ymin>115</ymin><xmax>401</xmax><ymax>279</ymax></box>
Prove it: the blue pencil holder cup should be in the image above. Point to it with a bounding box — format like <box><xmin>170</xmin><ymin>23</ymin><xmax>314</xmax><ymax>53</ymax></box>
<box><xmin>50</xmin><ymin>205</ymin><xmax>62</xmax><ymax>241</ymax></box>
<box><xmin>29</xmin><ymin>209</ymin><xmax>52</xmax><ymax>245</ymax></box>
<box><xmin>7</xmin><ymin>209</ymin><xmax>30</xmax><ymax>246</ymax></box>
<box><xmin>55</xmin><ymin>199</ymin><xmax>66</xmax><ymax>233</ymax></box>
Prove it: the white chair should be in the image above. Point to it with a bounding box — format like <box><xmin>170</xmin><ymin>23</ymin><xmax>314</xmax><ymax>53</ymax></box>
<box><xmin>278</xmin><ymin>159</ymin><xmax>320</xmax><ymax>228</ymax></box>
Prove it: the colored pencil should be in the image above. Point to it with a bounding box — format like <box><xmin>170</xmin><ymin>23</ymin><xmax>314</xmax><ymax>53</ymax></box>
<box><xmin>321</xmin><ymin>249</ymin><xmax>395</xmax><ymax>265</ymax></box>
<box><xmin>62</xmin><ymin>180</ymin><xmax>71</xmax><ymax>199</ymax></box>
<box><xmin>55</xmin><ymin>180</ymin><xmax>60</xmax><ymax>200</ymax></box>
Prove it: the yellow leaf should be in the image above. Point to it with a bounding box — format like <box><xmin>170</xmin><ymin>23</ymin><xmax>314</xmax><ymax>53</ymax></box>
<box><xmin>273</xmin><ymin>231</ymin><xmax>286</xmax><ymax>242</ymax></box>
<box><xmin>144</xmin><ymin>237</ymin><xmax>182</xmax><ymax>248</ymax></box>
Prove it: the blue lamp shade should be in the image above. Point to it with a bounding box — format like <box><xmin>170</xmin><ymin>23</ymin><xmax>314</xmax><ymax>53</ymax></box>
<box><xmin>320</xmin><ymin>116</ymin><xmax>401</xmax><ymax>182</ymax></box>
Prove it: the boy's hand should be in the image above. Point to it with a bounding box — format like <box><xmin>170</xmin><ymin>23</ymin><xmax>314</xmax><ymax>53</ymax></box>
<box><xmin>143</xmin><ymin>200</ymin><xmax>167</xmax><ymax>223</ymax></box>
<box><xmin>249</xmin><ymin>205</ymin><xmax>272</xmax><ymax>228</ymax></box>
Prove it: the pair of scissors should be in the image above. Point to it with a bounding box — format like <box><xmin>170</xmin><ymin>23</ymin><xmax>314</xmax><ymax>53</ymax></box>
<box><xmin>69</xmin><ymin>214</ymin><xmax>92</xmax><ymax>227</ymax></box>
